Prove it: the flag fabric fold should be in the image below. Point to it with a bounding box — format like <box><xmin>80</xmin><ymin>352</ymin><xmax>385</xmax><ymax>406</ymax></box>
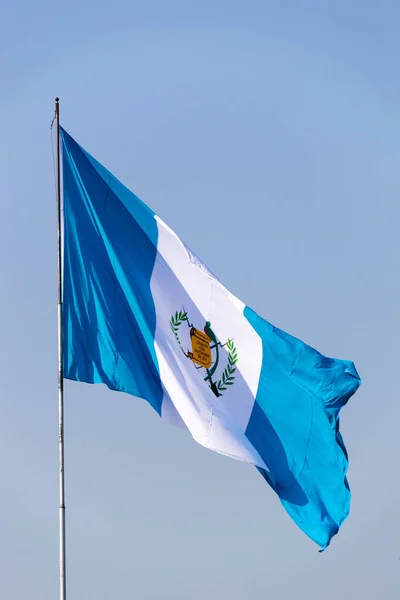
<box><xmin>61</xmin><ymin>127</ymin><xmax>361</xmax><ymax>549</ymax></box>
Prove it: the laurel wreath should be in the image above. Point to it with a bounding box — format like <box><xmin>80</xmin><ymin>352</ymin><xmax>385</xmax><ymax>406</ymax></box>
<box><xmin>170</xmin><ymin>310</ymin><xmax>188</xmax><ymax>354</ymax></box>
<box><xmin>170</xmin><ymin>312</ymin><xmax>238</xmax><ymax>396</ymax></box>
<box><xmin>216</xmin><ymin>338</ymin><xmax>238</xmax><ymax>395</ymax></box>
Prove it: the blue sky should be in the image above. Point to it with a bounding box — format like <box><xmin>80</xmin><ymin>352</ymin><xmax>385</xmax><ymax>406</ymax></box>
<box><xmin>1</xmin><ymin>1</ymin><xmax>399</xmax><ymax>598</ymax></box>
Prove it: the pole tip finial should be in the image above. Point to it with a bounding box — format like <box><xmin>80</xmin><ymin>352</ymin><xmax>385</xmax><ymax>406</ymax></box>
<box><xmin>55</xmin><ymin>97</ymin><xmax>59</xmax><ymax>102</ymax></box>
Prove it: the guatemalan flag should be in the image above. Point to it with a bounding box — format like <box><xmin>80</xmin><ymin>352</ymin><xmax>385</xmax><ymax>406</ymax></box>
<box><xmin>61</xmin><ymin>128</ymin><xmax>361</xmax><ymax>550</ymax></box>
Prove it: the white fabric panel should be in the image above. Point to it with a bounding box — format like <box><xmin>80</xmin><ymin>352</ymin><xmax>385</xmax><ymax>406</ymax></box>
<box><xmin>151</xmin><ymin>216</ymin><xmax>266</xmax><ymax>468</ymax></box>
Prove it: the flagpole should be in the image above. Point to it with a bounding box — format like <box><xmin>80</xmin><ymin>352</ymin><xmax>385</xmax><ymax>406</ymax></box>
<box><xmin>55</xmin><ymin>97</ymin><xmax>66</xmax><ymax>600</ymax></box>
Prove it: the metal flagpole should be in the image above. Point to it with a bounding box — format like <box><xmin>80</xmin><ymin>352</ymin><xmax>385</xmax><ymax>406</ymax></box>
<box><xmin>55</xmin><ymin>97</ymin><xmax>66</xmax><ymax>600</ymax></box>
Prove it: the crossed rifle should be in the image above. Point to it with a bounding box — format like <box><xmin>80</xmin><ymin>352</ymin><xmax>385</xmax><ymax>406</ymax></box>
<box><xmin>183</xmin><ymin>309</ymin><xmax>228</xmax><ymax>397</ymax></box>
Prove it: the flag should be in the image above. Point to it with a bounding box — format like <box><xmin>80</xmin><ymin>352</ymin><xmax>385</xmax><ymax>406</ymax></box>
<box><xmin>61</xmin><ymin>128</ymin><xmax>361</xmax><ymax>549</ymax></box>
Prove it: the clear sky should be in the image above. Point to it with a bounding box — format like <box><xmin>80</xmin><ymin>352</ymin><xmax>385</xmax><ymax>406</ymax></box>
<box><xmin>1</xmin><ymin>1</ymin><xmax>399</xmax><ymax>598</ymax></box>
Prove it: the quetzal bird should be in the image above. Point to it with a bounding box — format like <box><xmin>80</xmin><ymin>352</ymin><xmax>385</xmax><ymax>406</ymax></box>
<box><xmin>204</xmin><ymin>321</ymin><xmax>220</xmax><ymax>397</ymax></box>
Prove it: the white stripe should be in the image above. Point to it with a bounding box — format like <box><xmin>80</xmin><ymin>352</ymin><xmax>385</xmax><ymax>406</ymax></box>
<box><xmin>151</xmin><ymin>216</ymin><xmax>266</xmax><ymax>468</ymax></box>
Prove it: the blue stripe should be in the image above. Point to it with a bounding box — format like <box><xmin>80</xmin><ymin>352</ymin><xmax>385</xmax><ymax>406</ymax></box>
<box><xmin>61</xmin><ymin>129</ymin><xmax>163</xmax><ymax>413</ymax></box>
<box><xmin>244</xmin><ymin>306</ymin><xmax>361</xmax><ymax>549</ymax></box>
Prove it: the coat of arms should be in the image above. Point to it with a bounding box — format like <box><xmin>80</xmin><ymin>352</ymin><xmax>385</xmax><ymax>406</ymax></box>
<box><xmin>170</xmin><ymin>310</ymin><xmax>238</xmax><ymax>397</ymax></box>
